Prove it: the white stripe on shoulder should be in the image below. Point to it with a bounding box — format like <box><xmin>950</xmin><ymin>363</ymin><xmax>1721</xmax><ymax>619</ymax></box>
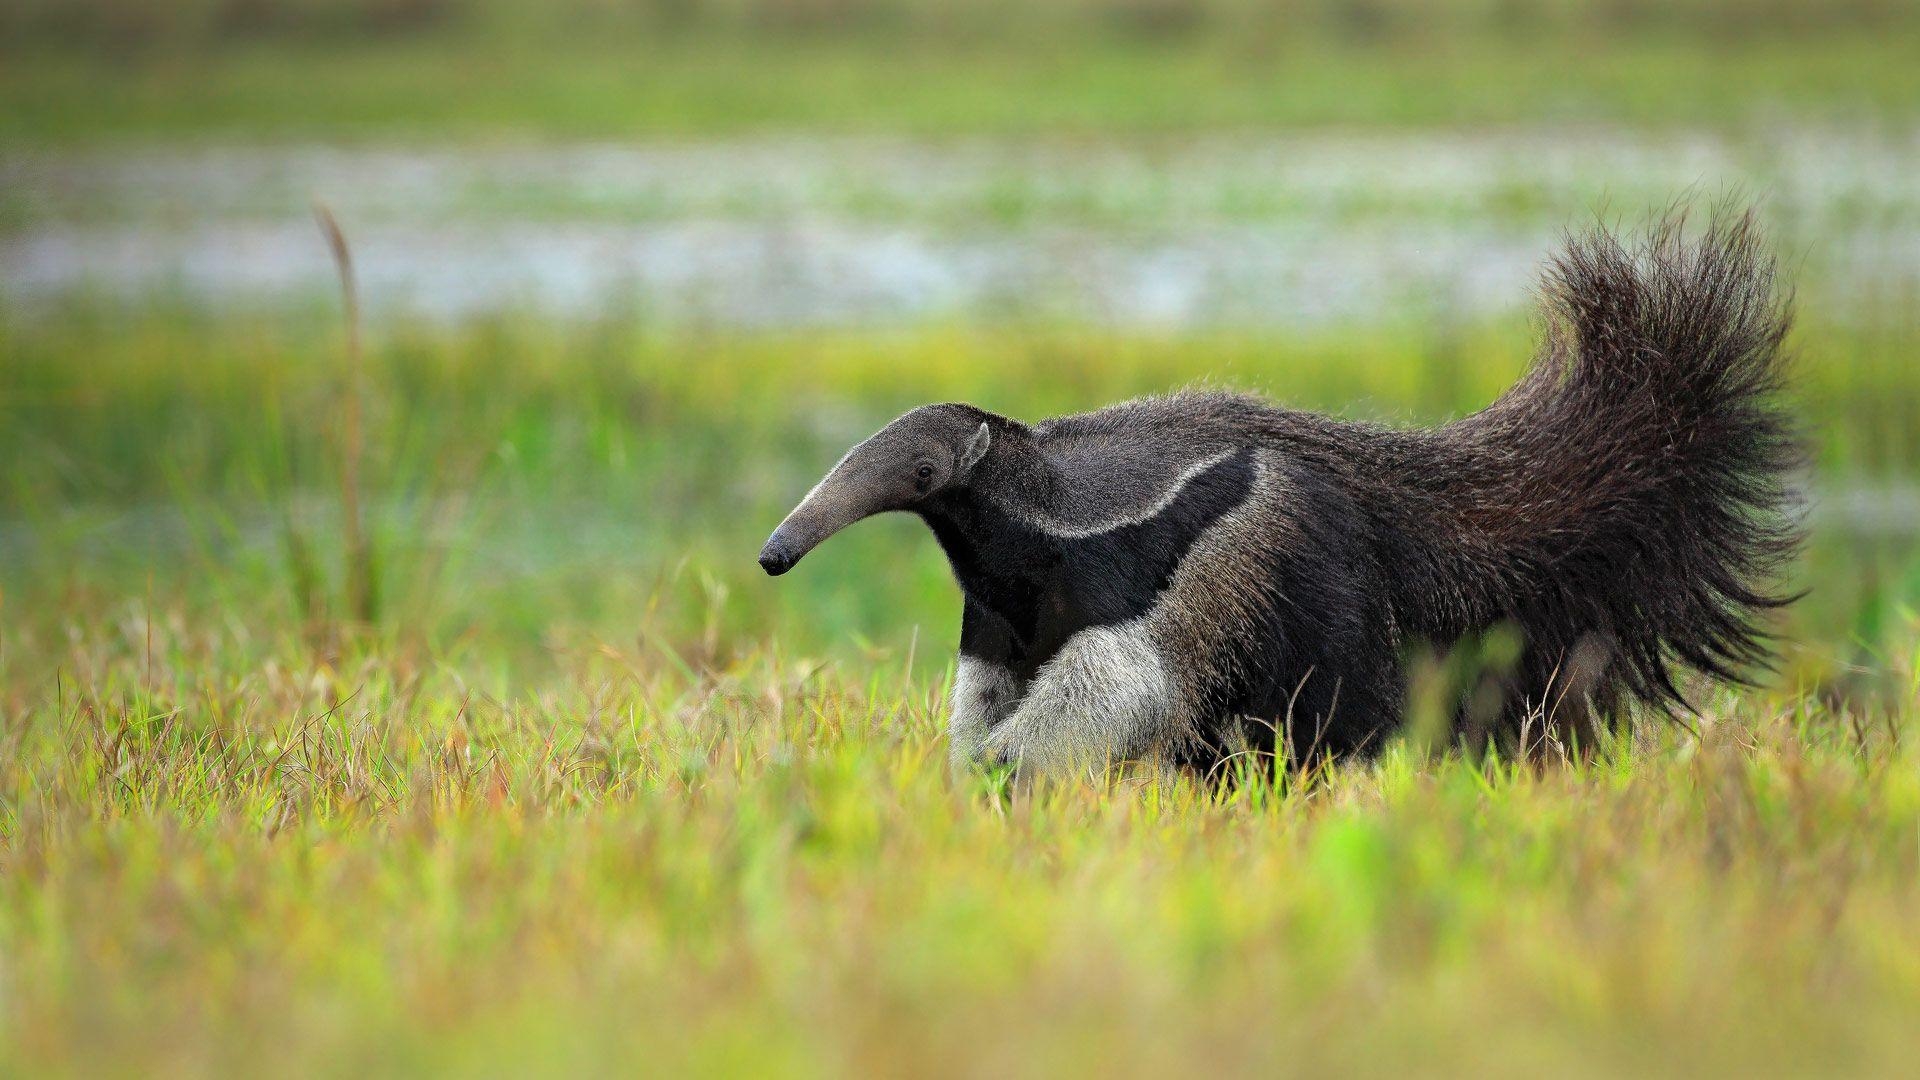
<box><xmin>1004</xmin><ymin>448</ymin><xmax>1240</xmax><ymax>539</ymax></box>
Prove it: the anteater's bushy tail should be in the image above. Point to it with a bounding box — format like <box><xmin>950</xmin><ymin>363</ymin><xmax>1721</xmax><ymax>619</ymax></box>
<box><xmin>1423</xmin><ymin>208</ymin><xmax>1802</xmax><ymax>725</ymax></box>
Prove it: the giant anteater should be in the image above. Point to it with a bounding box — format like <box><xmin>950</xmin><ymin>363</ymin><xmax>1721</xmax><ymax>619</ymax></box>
<box><xmin>759</xmin><ymin>211</ymin><xmax>1801</xmax><ymax>775</ymax></box>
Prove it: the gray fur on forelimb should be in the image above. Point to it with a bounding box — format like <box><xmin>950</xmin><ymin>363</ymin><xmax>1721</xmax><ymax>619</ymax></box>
<box><xmin>978</xmin><ymin>622</ymin><xmax>1177</xmax><ymax>778</ymax></box>
<box><xmin>948</xmin><ymin>656</ymin><xmax>1023</xmax><ymax>770</ymax></box>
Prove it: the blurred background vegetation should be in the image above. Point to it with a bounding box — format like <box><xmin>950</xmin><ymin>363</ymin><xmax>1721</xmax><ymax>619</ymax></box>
<box><xmin>9</xmin><ymin>0</ymin><xmax>1917</xmax><ymax>47</ymax></box>
<box><xmin>2</xmin><ymin>0</ymin><xmax>1915</xmax><ymax>667</ymax></box>
<box><xmin>4</xmin><ymin>0</ymin><xmax>1918</xmax><ymax>690</ymax></box>
<box><xmin>4</xmin><ymin>0</ymin><xmax>1920</xmax><ymax>137</ymax></box>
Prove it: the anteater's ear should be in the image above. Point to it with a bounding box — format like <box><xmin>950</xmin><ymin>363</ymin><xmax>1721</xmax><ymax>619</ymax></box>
<box><xmin>958</xmin><ymin>422</ymin><xmax>991</xmax><ymax>478</ymax></box>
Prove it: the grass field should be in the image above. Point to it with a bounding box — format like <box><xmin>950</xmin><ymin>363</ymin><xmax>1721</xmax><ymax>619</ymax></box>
<box><xmin>6</xmin><ymin>1</ymin><xmax>1920</xmax><ymax>1074</ymax></box>
<box><xmin>3</xmin><ymin>634</ymin><xmax>1918</xmax><ymax>1075</ymax></box>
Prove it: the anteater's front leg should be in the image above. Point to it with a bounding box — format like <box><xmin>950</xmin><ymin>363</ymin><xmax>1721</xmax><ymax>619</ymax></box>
<box><xmin>948</xmin><ymin>601</ymin><xmax>1026</xmax><ymax>770</ymax></box>
<box><xmin>979</xmin><ymin>621</ymin><xmax>1178</xmax><ymax>778</ymax></box>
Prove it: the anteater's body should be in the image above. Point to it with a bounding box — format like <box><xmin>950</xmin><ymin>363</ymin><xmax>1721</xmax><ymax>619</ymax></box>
<box><xmin>760</xmin><ymin>214</ymin><xmax>1800</xmax><ymax>775</ymax></box>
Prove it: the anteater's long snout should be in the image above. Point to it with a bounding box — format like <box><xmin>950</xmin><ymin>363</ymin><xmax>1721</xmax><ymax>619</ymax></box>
<box><xmin>758</xmin><ymin>470</ymin><xmax>873</xmax><ymax>577</ymax></box>
<box><xmin>758</xmin><ymin>514</ymin><xmax>839</xmax><ymax>577</ymax></box>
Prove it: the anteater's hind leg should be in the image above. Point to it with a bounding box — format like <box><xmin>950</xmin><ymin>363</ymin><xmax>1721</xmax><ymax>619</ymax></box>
<box><xmin>1499</xmin><ymin>631</ymin><xmax>1618</xmax><ymax>757</ymax></box>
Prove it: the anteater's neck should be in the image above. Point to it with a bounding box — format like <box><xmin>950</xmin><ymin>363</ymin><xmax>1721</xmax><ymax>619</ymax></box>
<box><xmin>915</xmin><ymin>436</ymin><xmax>1069</xmax><ymax>657</ymax></box>
<box><xmin>919</xmin><ymin>493</ymin><xmax>1060</xmax><ymax>641</ymax></box>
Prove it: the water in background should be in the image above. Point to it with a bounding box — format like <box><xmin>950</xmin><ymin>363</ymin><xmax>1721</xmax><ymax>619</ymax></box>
<box><xmin>6</xmin><ymin>127</ymin><xmax>1918</xmax><ymax>326</ymax></box>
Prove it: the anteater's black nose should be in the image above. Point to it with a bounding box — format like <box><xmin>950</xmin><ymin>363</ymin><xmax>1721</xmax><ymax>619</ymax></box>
<box><xmin>758</xmin><ymin>535</ymin><xmax>796</xmax><ymax>576</ymax></box>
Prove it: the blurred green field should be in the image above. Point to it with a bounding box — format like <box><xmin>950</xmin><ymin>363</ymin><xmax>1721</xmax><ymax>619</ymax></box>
<box><xmin>5</xmin><ymin>0</ymin><xmax>1920</xmax><ymax>140</ymax></box>
<box><xmin>6</xmin><ymin>305</ymin><xmax>1919</xmax><ymax>671</ymax></box>
<box><xmin>6</xmin><ymin>0</ymin><xmax>1920</xmax><ymax>1074</ymax></box>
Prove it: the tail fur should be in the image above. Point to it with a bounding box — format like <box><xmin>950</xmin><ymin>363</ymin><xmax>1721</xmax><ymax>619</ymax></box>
<box><xmin>1424</xmin><ymin>208</ymin><xmax>1802</xmax><ymax>726</ymax></box>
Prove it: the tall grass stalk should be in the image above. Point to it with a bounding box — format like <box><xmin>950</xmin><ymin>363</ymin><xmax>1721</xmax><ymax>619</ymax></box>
<box><xmin>314</xmin><ymin>204</ymin><xmax>378</xmax><ymax>632</ymax></box>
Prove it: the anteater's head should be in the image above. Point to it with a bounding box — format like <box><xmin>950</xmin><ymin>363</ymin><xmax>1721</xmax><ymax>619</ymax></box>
<box><xmin>759</xmin><ymin>404</ymin><xmax>995</xmax><ymax>576</ymax></box>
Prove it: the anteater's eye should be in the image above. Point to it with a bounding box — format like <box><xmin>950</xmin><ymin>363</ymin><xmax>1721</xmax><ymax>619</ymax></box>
<box><xmin>915</xmin><ymin>463</ymin><xmax>936</xmax><ymax>483</ymax></box>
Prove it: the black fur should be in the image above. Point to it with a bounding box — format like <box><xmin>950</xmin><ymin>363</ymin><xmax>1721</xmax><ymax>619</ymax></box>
<box><xmin>926</xmin><ymin>447</ymin><xmax>1256</xmax><ymax>663</ymax></box>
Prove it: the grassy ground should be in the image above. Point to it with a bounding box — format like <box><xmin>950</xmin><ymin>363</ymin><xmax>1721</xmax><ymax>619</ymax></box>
<box><xmin>3</xmin><ymin>305</ymin><xmax>1920</xmax><ymax>1073</ymax></box>
<box><xmin>3</xmin><ymin>627</ymin><xmax>1917</xmax><ymax>1076</ymax></box>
